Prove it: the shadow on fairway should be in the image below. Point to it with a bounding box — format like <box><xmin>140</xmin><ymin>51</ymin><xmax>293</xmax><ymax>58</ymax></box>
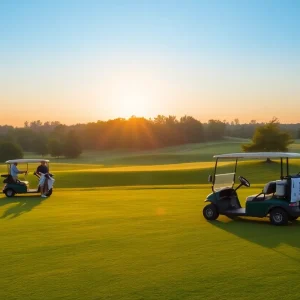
<box><xmin>210</xmin><ymin>217</ymin><xmax>300</xmax><ymax>249</ymax></box>
<box><xmin>0</xmin><ymin>196</ymin><xmax>47</xmax><ymax>219</ymax></box>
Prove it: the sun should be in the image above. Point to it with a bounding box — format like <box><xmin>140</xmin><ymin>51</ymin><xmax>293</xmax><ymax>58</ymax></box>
<box><xmin>116</xmin><ymin>93</ymin><xmax>152</xmax><ymax>118</ymax></box>
<box><xmin>109</xmin><ymin>79</ymin><xmax>158</xmax><ymax>119</ymax></box>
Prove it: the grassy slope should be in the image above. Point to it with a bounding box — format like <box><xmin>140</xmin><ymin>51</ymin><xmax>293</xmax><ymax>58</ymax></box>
<box><xmin>1</xmin><ymin>160</ymin><xmax>299</xmax><ymax>189</ymax></box>
<box><xmin>0</xmin><ymin>139</ymin><xmax>298</xmax><ymax>188</ymax></box>
<box><xmin>23</xmin><ymin>140</ymin><xmax>246</xmax><ymax>165</ymax></box>
<box><xmin>1</xmin><ymin>188</ymin><xmax>300</xmax><ymax>300</ymax></box>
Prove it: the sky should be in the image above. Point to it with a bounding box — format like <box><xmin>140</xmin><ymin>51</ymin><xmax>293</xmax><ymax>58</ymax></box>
<box><xmin>0</xmin><ymin>0</ymin><xmax>299</xmax><ymax>126</ymax></box>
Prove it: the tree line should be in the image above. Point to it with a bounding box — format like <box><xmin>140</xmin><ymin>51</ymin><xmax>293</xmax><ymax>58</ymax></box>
<box><xmin>0</xmin><ymin>116</ymin><xmax>299</xmax><ymax>160</ymax></box>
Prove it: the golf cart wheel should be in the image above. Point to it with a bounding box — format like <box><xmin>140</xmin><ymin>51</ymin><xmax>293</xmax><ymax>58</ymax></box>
<box><xmin>4</xmin><ymin>189</ymin><xmax>15</xmax><ymax>198</ymax></box>
<box><xmin>269</xmin><ymin>208</ymin><xmax>288</xmax><ymax>226</ymax></box>
<box><xmin>203</xmin><ymin>204</ymin><xmax>219</xmax><ymax>221</ymax></box>
<box><xmin>45</xmin><ymin>188</ymin><xmax>52</xmax><ymax>197</ymax></box>
<box><xmin>288</xmin><ymin>216</ymin><xmax>298</xmax><ymax>221</ymax></box>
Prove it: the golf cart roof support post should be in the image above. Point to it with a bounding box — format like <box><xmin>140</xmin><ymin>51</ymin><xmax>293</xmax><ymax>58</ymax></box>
<box><xmin>287</xmin><ymin>158</ymin><xmax>289</xmax><ymax>176</ymax></box>
<box><xmin>213</xmin><ymin>158</ymin><xmax>219</xmax><ymax>184</ymax></box>
<box><xmin>234</xmin><ymin>158</ymin><xmax>238</xmax><ymax>182</ymax></box>
<box><xmin>280</xmin><ymin>158</ymin><xmax>283</xmax><ymax>179</ymax></box>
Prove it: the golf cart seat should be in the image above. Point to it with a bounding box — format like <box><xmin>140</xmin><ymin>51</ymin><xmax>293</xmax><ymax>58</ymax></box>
<box><xmin>19</xmin><ymin>180</ymin><xmax>29</xmax><ymax>185</ymax></box>
<box><xmin>2</xmin><ymin>174</ymin><xmax>28</xmax><ymax>186</ymax></box>
<box><xmin>1</xmin><ymin>174</ymin><xmax>15</xmax><ymax>184</ymax></box>
<box><xmin>246</xmin><ymin>181</ymin><xmax>276</xmax><ymax>202</ymax></box>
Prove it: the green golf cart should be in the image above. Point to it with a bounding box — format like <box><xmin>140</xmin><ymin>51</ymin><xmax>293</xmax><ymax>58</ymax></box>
<box><xmin>1</xmin><ymin>159</ymin><xmax>54</xmax><ymax>197</ymax></box>
<box><xmin>203</xmin><ymin>152</ymin><xmax>300</xmax><ymax>225</ymax></box>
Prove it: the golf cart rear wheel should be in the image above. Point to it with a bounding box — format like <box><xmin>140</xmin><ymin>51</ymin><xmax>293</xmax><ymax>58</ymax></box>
<box><xmin>203</xmin><ymin>204</ymin><xmax>219</xmax><ymax>221</ymax></box>
<box><xmin>288</xmin><ymin>216</ymin><xmax>298</xmax><ymax>221</ymax></box>
<box><xmin>4</xmin><ymin>189</ymin><xmax>15</xmax><ymax>198</ymax></box>
<box><xmin>269</xmin><ymin>208</ymin><xmax>288</xmax><ymax>226</ymax></box>
<box><xmin>45</xmin><ymin>188</ymin><xmax>52</xmax><ymax>197</ymax></box>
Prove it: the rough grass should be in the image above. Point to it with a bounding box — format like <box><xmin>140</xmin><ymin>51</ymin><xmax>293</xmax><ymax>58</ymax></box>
<box><xmin>1</xmin><ymin>188</ymin><xmax>300</xmax><ymax>300</ymax></box>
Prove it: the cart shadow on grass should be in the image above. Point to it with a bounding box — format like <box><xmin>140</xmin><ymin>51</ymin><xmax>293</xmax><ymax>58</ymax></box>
<box><xmin>0</xmin><ymin>195</ymin><xmax>47</xmax><ymax>219</ymax></box>
<box><xmin>210</xmin><ymin>217</ymin><xmax>300</xmax><ymax>252</ymax></box>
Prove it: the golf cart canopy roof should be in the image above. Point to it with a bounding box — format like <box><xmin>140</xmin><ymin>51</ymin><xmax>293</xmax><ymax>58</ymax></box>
<box><xmin>5</xmin><ymin>159</ymin><xmax>50</xmax><ymax>164</ymax></box>
<box><xmin>213</xmin><ymin>152</ymin><xmax>300</xmax><ymax>159</ymax></box>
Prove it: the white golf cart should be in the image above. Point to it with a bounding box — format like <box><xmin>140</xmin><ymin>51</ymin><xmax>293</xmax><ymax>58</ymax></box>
<box><xmin>1</xmin><ymin>159</ymin><xmax>54</xmax><ymax>197</ymax></box>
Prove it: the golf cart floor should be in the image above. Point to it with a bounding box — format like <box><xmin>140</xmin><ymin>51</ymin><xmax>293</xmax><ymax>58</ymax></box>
<box><xmin>223</xmin><ymin>208</ymin><xmax>246</xmax><ymax>216</ymax></box>
<box><xmin>28</xmin><ymin>189</ymin><xmax>38</xmax><ymax>193</ymax></box>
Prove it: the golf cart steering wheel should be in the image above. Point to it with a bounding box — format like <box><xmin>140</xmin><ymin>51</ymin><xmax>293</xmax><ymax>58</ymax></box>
<box><xmin>239</xmin><ymin>176</ymin><xmax>250</xmax><ymax>188</ymax></box>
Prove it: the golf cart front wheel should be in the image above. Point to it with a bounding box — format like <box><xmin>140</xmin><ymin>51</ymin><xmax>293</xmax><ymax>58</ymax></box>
<box><xmin>203</xmin><ymin>204</ymin><xmax>219</xmax><ymax>221</ymax></box>
<box><xmin>4</xmin><ymin>189</ymin><xmax>15</xmax><ymax>198</ymax></box>
<box><xmin>269</xmin><ymin>208</ymin><xmax>288</xmax><ymax>226</ymax></box>
<box><xmin>45</xmin><ymin>188</ymin><xmax>53</xmax><ymax>197</ymax></box>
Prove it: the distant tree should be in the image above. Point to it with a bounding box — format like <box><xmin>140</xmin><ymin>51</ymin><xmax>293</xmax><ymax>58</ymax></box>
<box><xmin>63</xmin><ymin>130</ymin><xmax>82</xmax><ymax>158</ymax></box>
<box><xmin>179</xmin><ymin>115</ymin><xmax>204</xmax><ymax>143</ymax></box>
<box><xmin>242</xmin><ymin>118</ymin><xmax>293</xmax><ymax>161</ymax></box>
<box><xmin>30</xmin><ymin>120</ymin><xmax>43</xmax><ymax>131</ymax></box>
<box><xmin>48</xmin><ymin>138</ymin><xmax>64</xmax><ymax>158</ymax></box>
<box><xmin>206</xmin><ymin>120</ymin><xmax>226</xmax><ymax>140</ymax></box>
<box><xmin>234</xmin><ymin>118</ymin><xmax>240</xmax><ymax>125</ymax></box>
<box><xmin>14</xmin><ymin>128</ymin><xmax>36</xmax><ymax>151</ymax></box>
<box><xmin>0</xmin><ymin>142</ymin><xmax>23</xmax><ymax>162</ymax></box>
<box><xmin>297</xmin><ymin>128</ymin><xmax>300</xmax><ymax>139</ymax></box>
<box><xmin>153</xmin><ymin>115</ymin><xmax>167</xmax><ymax>125</ymax></box>
<box><xmin>33</xmin><ymin>135</ymin><xmax>49</xmax><ymax>156</ymax></box>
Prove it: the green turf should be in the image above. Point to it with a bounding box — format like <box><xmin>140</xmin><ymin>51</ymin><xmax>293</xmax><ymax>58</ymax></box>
<box><xmin>1</xmin><ymin>187</ymin><xmax>300</xmax><ymax>300</ymax></box>
<box><xmin>2</xmin><ymin>159</ymin><xmax>300</xmax><ymax>189</ymax></box>
<box><xmin>0</xmin><ymin>139</ymin><xmax>294</xmax><ymax>189</ymax></box>
<box><xmin>1</xmin><ymin>140</ymin><xmax>300</xmax><ymax>299</ymax></box>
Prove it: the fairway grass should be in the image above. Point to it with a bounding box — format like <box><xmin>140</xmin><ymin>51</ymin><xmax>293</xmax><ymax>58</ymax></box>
<box><xmin>1</xmin><ymin>159</ymin><xmax>300</xmax><ymax>189</ymax></box>
<box><xmin>1</xmin><ymin>188</ymin><xmax>300</xmax><ymax>300</ymax></box>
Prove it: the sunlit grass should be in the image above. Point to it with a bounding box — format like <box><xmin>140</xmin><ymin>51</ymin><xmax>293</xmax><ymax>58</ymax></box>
<box><xmin>1</xmin><ymin>188</ymin><xmax>300</xmax><ymax>300</ymax></box>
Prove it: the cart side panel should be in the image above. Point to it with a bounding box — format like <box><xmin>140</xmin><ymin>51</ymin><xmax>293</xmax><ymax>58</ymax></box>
<box><xmin>246</xmin><ymin>197</ymin><xmax>290</xmax><ymax>217</ymax></box>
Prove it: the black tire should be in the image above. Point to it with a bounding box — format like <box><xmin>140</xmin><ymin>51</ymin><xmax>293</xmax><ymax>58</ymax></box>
<box><xmin>4</xmin><ymin>189</ymin><xmax>15</xmax><ymax>198</ymax></box>
<box><xmin>288</xmin><ymin>216</ymin><xmax>298</xmax><ymax>221</ymax></box>
<box><xmin>269</xmin><ymin>208</ymin><xmax>288</xmax><ymax>226</ymax></box>
<box><xmin>203</xmin><ymin>204</ymin><xmax>219</xmax><ymax>221</ymax></box>
<box><xmin>45</xmin><ymin>188</ymin><xmax>52</xmax><ymax>197</ymax></box>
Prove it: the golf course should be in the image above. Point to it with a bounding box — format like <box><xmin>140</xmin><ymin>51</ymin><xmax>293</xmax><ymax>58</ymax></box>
<box><xmin>1</xmin><ymin>138</ymin><xmax>300</xmax><ymax>300</ymax></box>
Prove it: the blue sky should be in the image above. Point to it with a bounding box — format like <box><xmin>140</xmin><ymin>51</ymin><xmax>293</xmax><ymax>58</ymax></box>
<box><xmin>0</xmin><ymin>0</ymin><xmax>299</xmax><ymax>125</ymax></box>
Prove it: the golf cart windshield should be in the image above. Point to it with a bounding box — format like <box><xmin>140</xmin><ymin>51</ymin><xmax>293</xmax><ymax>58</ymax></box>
<box><xmin>214</xmin><ymin>172</ymin><xmax>235</xmax><ymax>191</ymax></box>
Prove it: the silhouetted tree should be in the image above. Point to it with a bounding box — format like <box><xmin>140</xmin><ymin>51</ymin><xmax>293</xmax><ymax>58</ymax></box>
<box><xmin>33</xmin><ymin>135</ymin><xmax>49</xmax><ymax>156</ymax></box>
<box><xmin>179</xmin><ymin>116</ymin><xmax>204</xmax><ymax>143</ymax></box>
<box><xmin>48</xmin><ymin>139</ymin><xmax>64</xmax><ymax>158</ymax></box>
<box><xmin>63</xmin><ymin>130</ymin><xmax>82</xmax><ymax>158</ymax></box>
<box><xmin>206</xmin><ymin>120</ymin><xmax>226</xmax><ymax>140</ymax></box>
<box><xmin>0</xmin><ymin>142</ymin><xmax>23</xmax><ymax>162</ymax></box>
